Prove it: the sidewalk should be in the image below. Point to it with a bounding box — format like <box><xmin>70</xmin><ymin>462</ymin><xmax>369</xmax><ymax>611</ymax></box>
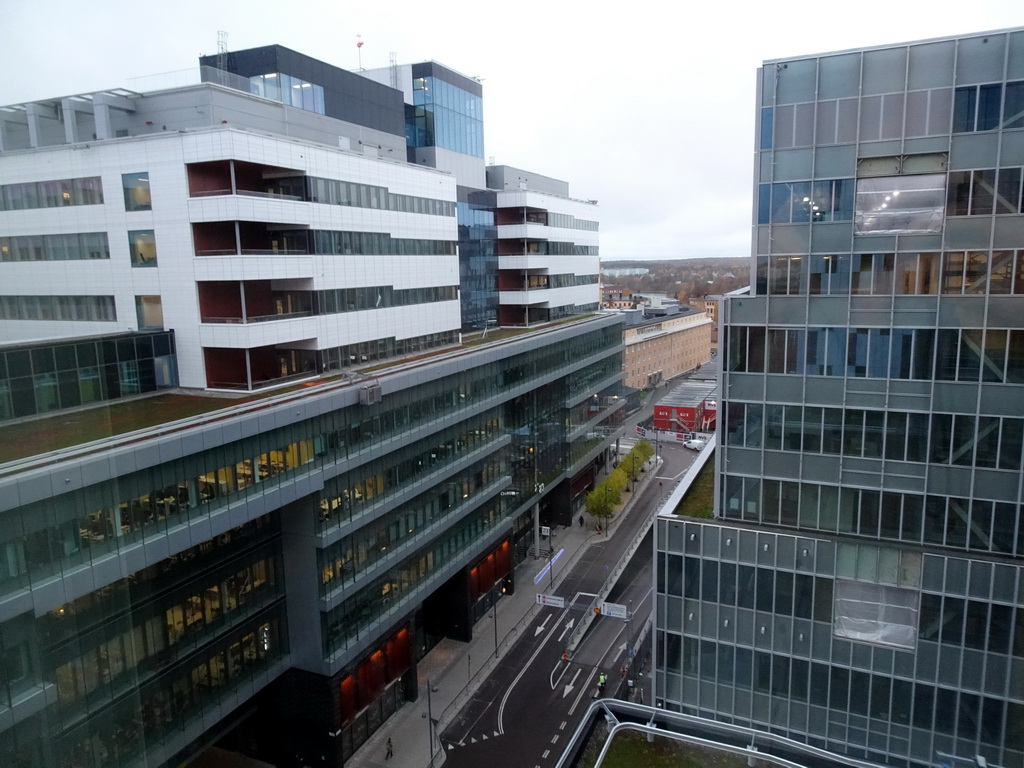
<box><xmin>348</xmin><ymin>461</ymin><xmax>660</xmax><ymax>768</ymax></box>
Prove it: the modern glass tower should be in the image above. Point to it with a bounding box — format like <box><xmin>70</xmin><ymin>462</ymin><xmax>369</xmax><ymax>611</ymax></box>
<box><xmin>655</xmin><ymin>27</ymin><xmax>1024</xmax><ymax>768</ymax></box>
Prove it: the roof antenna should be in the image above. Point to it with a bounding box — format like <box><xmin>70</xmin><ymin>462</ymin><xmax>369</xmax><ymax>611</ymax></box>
<box><xmin>357</xmin><ymin>34</ymin><xmax>364</xmax><ymax>70</ymax></box>
<box><xmin>217</xmin><ymin>30</ymin><xmax>229</xmax><ymax>72</ymax></box>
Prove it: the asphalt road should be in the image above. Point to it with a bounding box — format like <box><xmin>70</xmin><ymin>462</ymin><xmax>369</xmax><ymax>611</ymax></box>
<box><xmin>439</xmin><ymin>387</ymin><xmax>703</xmax><ymax>768</ymax></box>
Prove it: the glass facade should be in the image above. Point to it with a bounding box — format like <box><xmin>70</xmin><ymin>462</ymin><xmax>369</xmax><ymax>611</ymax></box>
<box><xmin>0</xmin><ymin>331</ymin><xmax>177</xmax><ymax>422</ymax></box>
<box><xmin>658</xmin><ymin>28</ymin><xmax>1024</xmax><ymax>768</ymax></box>
<box><xmin>0</xmin><ymin>177</ymin><xmax>102</xmax><ymax>211</ymax></box>
<box><xmin>0</xmin><ymin>318</ymin><xmax>623</xmax><ymax>768</ymax></box>
<box><xmin>249</xmin><ymin>72</ymin><xmax>325</xmax><ymax>115</ymax></box>
<box><xmin>408</xmin><ymin>76</ymin><xmax>484</xmax><ymax>158</ymax></box>
<box><xmin>457</xmin><ymin>196</ymin><xmax>498</xmax><ymax>332</ymax></box>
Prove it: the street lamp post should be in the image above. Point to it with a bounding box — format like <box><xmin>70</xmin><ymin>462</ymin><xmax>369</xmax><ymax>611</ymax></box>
<box><xmin>426</xmin><ymin>679</ymin><xmax>435</xmax><ymax>759</ymax></box>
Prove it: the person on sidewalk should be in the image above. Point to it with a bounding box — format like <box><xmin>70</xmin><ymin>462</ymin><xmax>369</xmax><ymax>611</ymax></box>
<box><xmin>385</xmin><ymin>737</ymin><xmax>393</xmax><ymax>760</ymax></box>
<box><xmin>578</xmin><ymin>515</ymin><xmax>584</xmax><ymax>528</ymax></box>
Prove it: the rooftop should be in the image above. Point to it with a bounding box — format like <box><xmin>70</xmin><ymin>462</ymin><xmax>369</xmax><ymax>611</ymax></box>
<box><xmin>0</xmin><ymin>319</ymin><xmax>597</xmax><ymax>471</ymax></box>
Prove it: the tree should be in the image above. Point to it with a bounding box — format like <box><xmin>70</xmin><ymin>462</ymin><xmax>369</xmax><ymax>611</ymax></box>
<box><xmin>585</xmin><ymin>486</ymin><xmax>613</xmax><ymax>524</ymax></box>
<box><xmin>634</xmin><ymin>439</ymin><xmax>655</xmax><ymax>463</ymax></box>
<box><xmin>621</xmin><ymin>452</ymin><xmax>644</xmax><ymax>485</ymax></box>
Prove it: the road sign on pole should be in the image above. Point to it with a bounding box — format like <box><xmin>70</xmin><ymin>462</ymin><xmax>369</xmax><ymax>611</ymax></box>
<box><xmin>599</xmin><ymin>601</ymin><xmax>629</xmax><ymax>619</ymax></box>
<box><xmin>536</xmin><ymin>593</ymin><xmax>565</xmax><ymax>608</ymax></box>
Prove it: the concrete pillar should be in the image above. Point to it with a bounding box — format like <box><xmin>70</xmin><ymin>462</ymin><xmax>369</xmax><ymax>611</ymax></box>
<box><xmin>61</xmin><ymin>99</ymin><xmax>79</xmax><ymax>144</ymax></box>
<box><xmin>94</xmin><ymin>103</ymin><xmax>112</xmax><ymax>140</ymax></box>
<box><xmin>25</xmin><ymin>104</ymin><xmax>45</xmax><ymax>148</ymax></box>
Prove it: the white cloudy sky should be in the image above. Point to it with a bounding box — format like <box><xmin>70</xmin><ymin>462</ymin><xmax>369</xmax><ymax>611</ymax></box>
<box><xmin>3</xmin><ymin>1</ymin><xmax>1021</xmax><ymax>259</ymax></box>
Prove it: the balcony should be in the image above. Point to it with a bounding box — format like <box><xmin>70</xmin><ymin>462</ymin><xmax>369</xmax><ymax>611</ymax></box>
<box><xmin>192</xmin><ymin>221</ymin><xmax>310</xmax><ymax>257</ymax></box>
<box><xmin>187</xmin><ymin>160</ymin><xmax>307</xmax><ymax>200</ymax></box>
<box><xmin>203</xmin><ymin>343</ymin><xmax>318</xmax><ymax>391</ymax></box>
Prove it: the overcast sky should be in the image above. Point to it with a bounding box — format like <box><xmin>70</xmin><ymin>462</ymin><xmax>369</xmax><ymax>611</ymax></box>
<box><xmin>3</xmin><ymin>1</ymin><xmax>1021</xmax><ymax>259</ymax></box>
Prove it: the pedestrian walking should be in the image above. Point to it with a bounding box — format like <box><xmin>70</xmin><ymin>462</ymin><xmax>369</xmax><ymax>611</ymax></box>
<box><xmin>578</xmin><ymin>515</ymin><xmax>584</xmax><ymax>528</ymax></box>
<box><xmin>385</xmin><ymin>737</ymin><xmax>393</xmax><ymax>759</ymax></box>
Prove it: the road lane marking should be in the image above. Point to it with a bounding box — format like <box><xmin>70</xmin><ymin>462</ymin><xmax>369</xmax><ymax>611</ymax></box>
<box><xmin>498</xmin><ymin>607</ymin><xmax>563</xmax><ymax>734</ymax></box>
<box><xmin>568</xmin><ymin>669</ymin><xmax>596</xmax><ymax>716</ymax></box>
<box><xmin>534</xmin><ymin>614</ymin><xmax>551</xmax><ymax>637</ymax></box>
<box><xmin>558</xmin><ymin>618</ymin><xmax>574</xmax><ymax>642</ymax></box>
<box><xmin>562</xmin><ymin>668</ymin><xmax>581</xmax><ymax>697</ymax></box>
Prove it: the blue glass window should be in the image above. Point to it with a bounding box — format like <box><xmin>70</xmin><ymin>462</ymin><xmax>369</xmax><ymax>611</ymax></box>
<box><xmin>760</xmin><ymin>108</ymin><xmax>773</xmax><ymax>150</ymax></box>
<box><xmin>406</xmin><ymin>76</ymin><xmax>483</xmax><ymax>157</ymax></box>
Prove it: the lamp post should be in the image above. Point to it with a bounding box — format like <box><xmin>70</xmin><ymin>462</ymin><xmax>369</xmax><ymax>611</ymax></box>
<box><xmin>490</xmin><ymin>601</ymin><xmax>499</xmax><ymax>658</ymax></box>
<box><xmin>426</xmin><ymin>679</ymin><xmax>435</xmax><ymax>760</ymax></box>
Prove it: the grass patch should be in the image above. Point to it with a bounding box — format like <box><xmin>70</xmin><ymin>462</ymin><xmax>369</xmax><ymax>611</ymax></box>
<box><xmin>674</xmin><ymin>458</ymin><xmax>714</xmax><ymax>518</ymax></box>
<box><xmin>577</xmin><ymin>728</ymin><xmax>750</xmax><ymax>768</ymax></box>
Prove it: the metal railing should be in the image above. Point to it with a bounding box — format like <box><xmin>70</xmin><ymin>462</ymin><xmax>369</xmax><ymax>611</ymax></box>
<box><xmin>201</xmin><ymin>311</ymin><xmax>312</xmax><ymax>324</ymax></box>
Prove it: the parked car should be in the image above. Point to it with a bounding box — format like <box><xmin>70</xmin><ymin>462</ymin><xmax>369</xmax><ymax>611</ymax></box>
<box><xmin>682</xmin><ymin>438</ymin><xmax>706</xmax><ymax>451</ymax></box>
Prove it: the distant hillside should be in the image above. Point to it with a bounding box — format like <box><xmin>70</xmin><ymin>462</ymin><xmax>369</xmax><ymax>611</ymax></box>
<box><xmin>601</xmin><ymin>257</ymin><xmax>749</xmax><ymax>300</ymax></box>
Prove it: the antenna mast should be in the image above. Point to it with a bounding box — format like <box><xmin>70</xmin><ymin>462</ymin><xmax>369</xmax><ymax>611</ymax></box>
<box><xmin>217</xmin><ymin>30</ymin><xmax>228</xmax><ymax>72</ymax></box>
<box><xmin>356</xmin><ymin>34</ymin><xmax>364</xmax><ymax>70</ymax></box>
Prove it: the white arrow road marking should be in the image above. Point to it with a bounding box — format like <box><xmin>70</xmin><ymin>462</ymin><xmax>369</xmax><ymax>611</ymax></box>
<box><xmin>447</xmin><ymin>744</ymin><xmax>454</xmax><ymax>751</ymax></box>
<box><xmin>616</xmin><ymin>642</ymin><xmax>627</xmax><ymax>659</ymax></box>
<box><xmin>558</xmin><ymin>618</ymin><xmax>574</xmax><ymax>642</ymax></box>
<box><xmin>534</xmin><ymin>614</ymin><xmax>551</xmax><ymax>637</ymax></box>
<box><xmin>563</xmin><ymin>668</ymin><xmax>581</xmax><ymax>698</ymax></box>
<box><xmin>499</xmin><ymin>607</ymin><xmax>563</xmax><ymax>734</ymax></box>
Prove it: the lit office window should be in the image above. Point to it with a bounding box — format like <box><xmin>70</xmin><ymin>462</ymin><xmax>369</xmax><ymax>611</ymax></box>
<box><xmin>128</xmin><ymin>230</ymin><xmax>158</xmax><ymax>266</ymax></box>
<box><xmin>122</xmin><ymin>172</ymin><xmax>152</xmax><ymax>211</ymax></box>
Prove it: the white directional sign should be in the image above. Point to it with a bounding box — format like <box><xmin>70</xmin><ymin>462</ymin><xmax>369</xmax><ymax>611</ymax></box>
<box><xmin>536</xmin><ymin>593</ymin><xmax>566</xmax><ymax>608</ymax></box>
<box><xmin>600</xmin><ymin>601</ymin><xmax>629</xmax><ymax>619</ymax></box>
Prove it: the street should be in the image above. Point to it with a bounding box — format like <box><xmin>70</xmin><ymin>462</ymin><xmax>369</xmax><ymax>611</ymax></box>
<box><xmin>438</xmin><ymin>386</ymin><xmax>702</xmax><ymax>768</ymax></box>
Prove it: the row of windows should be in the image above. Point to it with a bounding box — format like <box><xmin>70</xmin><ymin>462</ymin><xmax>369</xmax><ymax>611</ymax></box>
<box><xmin>720</xmin><ymin>476</ymin><xmax>1024</xmax><ymax>557</ymax></box>
<box><xmin>761</xmin><ymin>78</ymin><xmax>1023</xmax><ymax>151</ymax></box>
<box><xmin>311</xmin><ymin>229</ymin><xmax>455</xmax><ymax>257</ymax></box>
<box><xmin>953</xmin><ymin>80</ymin><xmax>1024</xmax><ymax>133</ymax></box>
<box><xmin>0</xmin><ymin>437</ymin><xmax>317</xmax><ymax>591</ymax></box>
<box><xmin>762</xmin><ymin>250</ymin><xmax>1024</xmax><ymax>296</ymax></box>
<box><xmin>319</xmin><ymin>455</ymin><xmax>504</xmax><ymax>594</ymax></box>
<box><xmin>948</xmin><ymin>167</ymin><xmax>1024</xmax><ymax>215</ymax></box>
<box><xmin>0</xmin><ymin>325</ymin><xmax>621</xmax><ymax>598</ymax></box>
<box><xmin>760</xmin><ymin>179</ymin><xmax>854</xmax><ymax>224</ymax></box>
<box><xmin>728</xmin><ymin>325</ymin><xmax>1024</xmax><ymax>383</ymax></box>
<box><xmin>547</xmin><ymin>212</ymin><xmax>600</xmax><ymax>231</ymax></box>
<box><xmin>317</xmin><ymin>414</ymin><xmax>502</xmax><ymax>533</ymax></box>
<box><xmin>53</xmin><ymin>610</ymin><xmax>284</xmax><ymax>768</ymax></box>
<box><xmin>0</xmin><ymin>233</ymin><xmax>109</xmax><ymax>262</ymax></box>
<box><xmin>667</xmin><ymin>639</ymin><xmax>1021</xmax><ymax>750</ymax></box>
<box><xmin>762</xmin><ymin>87</ymin><xmax>954</xmax><ymax>149</ymax></box>
<box><xmin>761</xmin><ymin>174</ymin><xmax>946</xmax><ymax>235</ymax></box>
<box><xmin>726</xmin><ymin>401</ymin><xmax>1024</xmax><ymax>471</ymax></box>
<box><xmin>665</xmin><ymin>563</ymin><xmax>1024</xmax><ymax>657</ymax></box>
<box><xmin>0</xmin><ymin>359</ymin><xmax>171</xmax><ymax>422</ymax></box>
<box><xmin>316</xmin><ymin>285</ymin><xmax>458</xmax><ymax>314</ymax></box>
<box><xmin>0</xmin><ymin>177</ymin><xmax>103</xmax><ymax>211</ymax></box>
<box><xmin>41</xmin><ymin>516</ymin><xmax>276</xmax><ymax>647</ymax></box>
<box><xmin>309</xmin><ymin>176</ymin><xmax>456</xmax><ymax>217</ymax></box>
<box><xmin>660</xmin><ymin>555</ymin><xmax>833</xmax><ymax>622</ymax></box>
<box><xmin>0</xmin><ymin>295</ymin><xmax>116</xmax><ymax>322</ymax></box>
<box><xmin>249</xmin><ymin>72</ymin><xmax>325</xmax><ymax>115</ymax></box>
<box><xmin>51</xmin><ymin>552</ymin><xmax>279</xmax><ymax>711</ymax></box>
<box><xmin>319</xmin><ymin>330</ymin><xmax>459</xmax><ymax>372</ymax></box>
<box><xmin>522</xmin><ymin>274</ymin><xmax>599</xmax><ymax>289</ymax></box>
<box><xmin>321</xmin><ymin>498</ymin><xmax>504</xmax><ymax>656</ymax></box>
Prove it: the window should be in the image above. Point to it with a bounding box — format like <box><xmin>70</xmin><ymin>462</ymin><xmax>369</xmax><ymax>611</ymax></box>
<box><xmin>128</xmin><ymin>230</ymin><xmax>157</xmax><ymax>266</ymax></box>
<box><xmin>767</xmin><ymin>179</ymin><xmax>853</xmax><ymax>224</ymax></box>
<box><xmin>855</xmin><ymin>174</ymin><xmax>945</xmax><ymax>234</ymax></box>
<box><xmin>0</xmin><ymin>177</ymin><xmax>102</xmax><ymax>211</ymax></box>
<box><xmin>122</xmin><ymin>172</ymin><xmax>152</xmax><ymax>211</ymax></box>
<box><xmin>954</xmin><ymin>81</ymin><xmax>1024</xmax><ymax>132</ymax></box>
<box><xmin>135</xmin><ymin>296</ymin><xmax>164</xmax><ymax>329</ymax></box>
<box><xmin>833</xmin><ymin>580</ymin><xmax>918</xmax><ymax>649</ymax></box>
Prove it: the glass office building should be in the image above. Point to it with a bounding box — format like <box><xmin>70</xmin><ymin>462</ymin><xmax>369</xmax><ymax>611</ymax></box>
<box><xmin>655</xmin><ymin>27</ymin><xmax>1024</xmax><ymax>768</ymax></box>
